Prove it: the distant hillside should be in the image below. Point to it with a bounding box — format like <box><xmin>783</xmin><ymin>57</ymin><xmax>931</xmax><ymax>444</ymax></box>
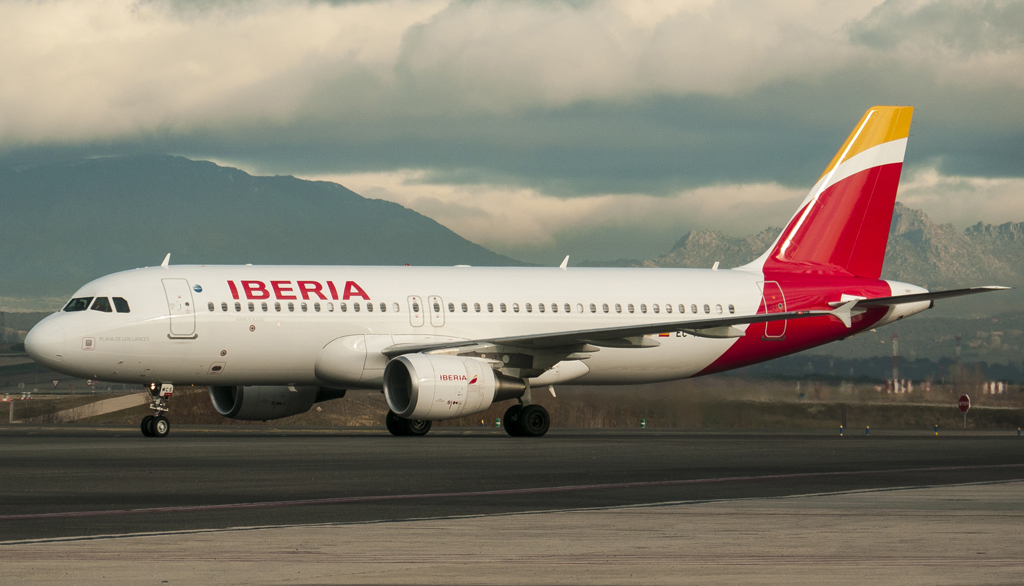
<box><xmin>0</xmin><ymin>155</ymin><xmax>521</xmax><ymax>301</ymax></box>
<box><xmin>590</xmin><ymin>203</ymin><xmax>1023</xmax><ymax>291</ymax></box>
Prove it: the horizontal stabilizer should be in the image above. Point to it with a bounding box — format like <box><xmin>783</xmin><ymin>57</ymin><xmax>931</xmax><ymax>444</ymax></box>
<box><xmin>829</xmin><ymin>286</ymin><xmax>1010</xmax><ymax>310</ymax></box>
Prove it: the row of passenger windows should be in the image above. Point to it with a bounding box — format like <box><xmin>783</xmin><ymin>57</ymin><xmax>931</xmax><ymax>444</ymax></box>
<box><xmin>432</xmin><ymin>301</ymin><xmax>736</xmax><ymax>315</ymax></box>
<box><xmin>208</xmin><ymin>301</ymin><xmax>399</xmax><ymax>313</ymax></box>
<box><xmin>63</xmin><ymin>296</ymin><xmax>131</xmax><ymax>313</ymax></box>
<box><xmin>208</xmin><ymin>300</ymin><xmax>736</xmax><ymax>316</ymax></box>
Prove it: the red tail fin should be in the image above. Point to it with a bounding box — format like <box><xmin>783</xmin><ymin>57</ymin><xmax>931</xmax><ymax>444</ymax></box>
<box><xmin>747</xmin><ymin>106</ymin><xmax>914</xmax><ymax>278</ymax></box>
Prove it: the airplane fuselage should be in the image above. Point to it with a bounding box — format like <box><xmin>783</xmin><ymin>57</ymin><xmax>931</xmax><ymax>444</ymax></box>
<box><xmin>26</xmin><ymin>264</ymin><xmax>928</xmax><ymax>388</ymax></box>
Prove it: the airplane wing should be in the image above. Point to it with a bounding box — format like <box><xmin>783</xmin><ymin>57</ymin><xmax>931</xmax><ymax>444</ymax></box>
<box><xmin>382</xmin><ymin>306</ymin><xmax>846</xmax><ymax>356</ymax></box>
<box><xmin>381</xmin><ymin>286</ymin><xmax>1011</xmax><ymax>357</ymax></box>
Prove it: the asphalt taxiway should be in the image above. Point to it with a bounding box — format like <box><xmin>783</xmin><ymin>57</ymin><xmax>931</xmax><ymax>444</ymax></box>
<box><xmin>1</xmin><ymin>426</ymin><xmax>1022</xmax><ymax>542</ymax></box>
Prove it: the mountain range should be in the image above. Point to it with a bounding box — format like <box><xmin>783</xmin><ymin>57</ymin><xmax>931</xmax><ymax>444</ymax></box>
<box><xmin>583</xmin><ymin>202</ymin><xmax>1024</xmax><ymax>316</ymax></box>
<box><xmin>0</xmin><ymin>155</ymin><xmax>520</xmax><ymax>304</ymax></box>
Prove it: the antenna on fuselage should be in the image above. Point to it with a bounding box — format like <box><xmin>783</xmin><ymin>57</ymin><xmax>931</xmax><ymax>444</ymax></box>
<box><xmin>559</xmin><ymin>255</ymin><xmax>569</xmax><ymax>270</ymax></box>
<box><xmin>160</xmin><ymin>253</ymin><xmax>171</xmax><ymax>268</ymax></box>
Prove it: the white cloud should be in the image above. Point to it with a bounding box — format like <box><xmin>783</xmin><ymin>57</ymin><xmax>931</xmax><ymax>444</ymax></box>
<box><xmin>302</xmin><ymin>165</ymin><xmax>1024</xmax><ymax>259</ymax></box>
<box><xmin>4</xmin><ymin>0</ymin><xmax>1024</xmax><ymax>145</ymax></box>
<box><xmin>304</xmin><ymin>168</ymin><xmax>804</xmax><ymax>249</ymax></box>
<box><xmin>897</xmin><ymin>167</ymin><xmax>1024</xmax><ymax>228</ymax></box>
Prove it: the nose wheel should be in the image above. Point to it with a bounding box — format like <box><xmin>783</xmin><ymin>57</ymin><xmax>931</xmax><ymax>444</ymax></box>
<box><xmin>140</xmin><ymin>383</ymin><xmax>173</xmax><ymax>438</ymax></box>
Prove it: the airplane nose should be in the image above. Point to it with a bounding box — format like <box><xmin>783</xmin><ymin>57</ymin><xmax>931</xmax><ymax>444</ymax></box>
<box><xmin>25</xmin><ymin>319</ymin><xmax>65</xmax><ymax>366</ymax></box>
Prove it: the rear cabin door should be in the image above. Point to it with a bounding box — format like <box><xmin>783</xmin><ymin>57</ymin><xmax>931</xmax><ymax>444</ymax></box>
<box><xmin>162</xmin><ymin>278</ymin><xmax>196</xmax><ymax>337</ymax></box>
<box><xmin>759</xmin><ymin>281</ymin><xmax>786</xmax><ymax>339</ymax></box>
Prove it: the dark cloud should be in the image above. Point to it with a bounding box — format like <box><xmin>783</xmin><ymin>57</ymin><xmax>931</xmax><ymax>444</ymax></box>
<box><xmin>851</xmin><ymin>0</ymin><xmax>1024</xmax><ymax>53</ymax></box>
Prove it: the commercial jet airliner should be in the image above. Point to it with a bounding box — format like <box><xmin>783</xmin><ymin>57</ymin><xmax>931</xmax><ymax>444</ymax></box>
<box><xmin>24</xmin><ymin>106</ymin><xmax>1005</xmax><ymax>438</ymax></box>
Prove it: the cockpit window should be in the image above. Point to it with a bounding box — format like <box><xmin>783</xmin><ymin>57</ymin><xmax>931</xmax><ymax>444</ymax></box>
<box><xmin>113</xmin><ymin>297</ymin><xmax>130</xmax><ymax>313</ymax></box>
<box><xmin>90</xmin><ymin>297</ymin><xmax>113</xmax><ymax>313</ymax></box>
<box><xmin>63</xmin><ymin>297</ymin><xmax>93</xmax><ymax>312</ymax></box>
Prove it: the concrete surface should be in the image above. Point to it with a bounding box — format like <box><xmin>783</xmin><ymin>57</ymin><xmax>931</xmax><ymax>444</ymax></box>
<box><xmin>1</xmin><ymin>480</ymin><xmax>1021</xmax><ymax>585</ymax></box>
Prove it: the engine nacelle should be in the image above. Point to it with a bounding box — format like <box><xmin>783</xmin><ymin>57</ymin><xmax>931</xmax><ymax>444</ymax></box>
<box><xmin>383</xmin><ymin>354</ymin><xmax>526</xmax><ymax>420</ymax></box>
<box><xmin>209</xmin><ymin>385</ymin><xmax>346</xmax><ymax>421</ymax></box>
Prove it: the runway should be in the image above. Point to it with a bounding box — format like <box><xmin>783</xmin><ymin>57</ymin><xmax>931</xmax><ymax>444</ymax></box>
<box><xmin>1</xmin><ymin>426</ymin><xmax>1023</xmax><ymax>542</ymax></box>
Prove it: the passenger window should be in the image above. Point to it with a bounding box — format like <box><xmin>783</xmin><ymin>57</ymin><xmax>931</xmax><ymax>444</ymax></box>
<box><xmin>640</xmin><ymin>304</ymin><xmax>647</xmax><ymax>314</ymax></box>
<box><xmin>539</xmin><ymin>304</ymin><xmax>545</xmax><ymax>313</ymax></box>
<box><xmin>487</xmin><ymin>303</ymin><xmax>494</xmax><ymax>313</ymax></box>
<box><xmin>221</xmin><ymin>302</ymin><xmax>228</xmax><ymax>312</ymax></box>
<box><xmin>551</xmin><ymin>303</ymin><xmax>557</xmax><ymax>313</ymax></box>
<box><xmin>461</xmin><ymin>302</ymin><xmax>468</xmax><ymax>312</ymax></box>
<box><xmin>355</xmin><ymin>303</ymin><xmax>361</xmax><ymax>312</ymax></box>
<box><xmin>380</xmin><ymin>302</ymin><xmax>386</xmax><ymax>312</ymax></box>
<box><xmin>628</xmin><ymin>304</ymin><xmax>635</xmax><ymax>314</ymax></box>
<box><xmin>235</xmin><ymin>302</ymin><xmax>241</xmax><ymax>312</ymax></box>
<box><xmin>474</xmin><ymin>303</ymin><xmax>481</xmax><ymax>313</ymax></box>
<box><xmin>448</xmin><ymin>302</ymin><xmax>455</xmax><ymax>312</ymax></box>
<box><xmin>433</xmin><ymin>302</ymin><xmax>440</xmax><ymax>313</ymax></box>
<box><xmin>653</xmin><ymin>304</ymin><xmax>660</xmax><ymax>314</ymax></box>
<box><xmin>703</xmin><ymin>304</ymin><xmax>710</xmax><ymax>314</ymax></box>
<box><xmin>91</xmin><ymin>297</ymin><xmax>113</xmax><ymax>313</ymax></box>
<box><xmin>665</xmin><ymin>304</ymin><xmax>672</xmax><ymax>314</ymax></box>
<box><xmin>366</xmin><ymin>302</ymin><xmax>373</xmax><ymax>312</ymax></box>
<box><xmin>576</xmin><ymin>303</ymin><xmax>584</xmax><ymax>313</ymax></box>
<box><xmin>513</xmin><ymin>303</ymin><xmax>520</xmax><ymax>313</ymax></box>
<box><xmin>590</xmin><ymin>303</ymin><xmax>597</xmax><ymax>313</ymax></box>
<box><xmin>716</xmin><ymin>304</ymin><xmax>723</xmax><ymax>314</ymax></box>
<box><xmin>615</xmin><ymin>303</ymin><xmax>622</xmax><ymax>313</ymax></box>
<box><xmin>114</xmin><ymin>297</ymin><xmax>131</xmax><ymax>313</ymax></box>
<box><xmin>301</xmin><ymin>302</ymin><xmax>308</xmax><ymax>312</ymax></box>
<box><xmin>728</xmin><ymin>304</ymin><xmax>735</xmax><ymax>314</ymax></box>
<box><xmin>328</xmin><ymin>302</ymin><xmax>335</xmax><ymax>312</ymax></box>
<box><xmin>525</xmin><ymin>303</ymin><xmax>532</xmax><ymax>313</ymax></box>
<box><xmin>314</xmin><ymin>302</ymin><xmax>321</xmax><ymax>312</ymax></box>
<box><xmin>248</xmin><ymin>302</ymin><xmax>255</xmax><ymax>312</ymax></box>
<box><xmin>274</xmin><ymin>302</ymin><xmax>281</xmax><ymax>312</ymax></box>
<box><xmin>500</xmin><ymin>303</ymin><xmax>507</xmax><ymax>313</ymax></box>
<box><xmin>565</xmin><ymin>303</ymin><xmax>572</xmax><ymax>313</ymax></box>
<box><xmin>603</xmin><ymin>303</ymin><xmax>609</xmax><ymax>313</ymax></box>
<box><xmin>288</xmin><ymin>302</ymin><xmax>295</xmax><ymax>312</ymax></box>
<box><xmin>63</xmin><ymin>297</ymin><xmax>93</xmax><ymax>312</ymax></box>
<box><xmin>207</xmin><ymin>302</ymin><xmax>215</xmax><ymax>312</ymax></box>
<box><xmin>261</xmin><ymin>302</ymin><xmax>268</xmax><ymax>312</ymax></box>
<box><xmin>691</xmin><ymin>304</ymin><xmax>698</xmax><ymax>314</ymax></box>
<box><xmin>393</xmin><ymin>302</ymin><xmax>400</xmax><ymax>312</ymax></box>
<box><xmin>678</xmin><ymin>304</ymin><xmax>684</xmax><ymax>314</ymax></box>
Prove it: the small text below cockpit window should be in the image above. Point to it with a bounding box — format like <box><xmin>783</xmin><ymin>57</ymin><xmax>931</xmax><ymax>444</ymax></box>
<box><xmin>64</xmin><ymin>297</ymin><xmax>93</xmax><ymax>312</ymax></box>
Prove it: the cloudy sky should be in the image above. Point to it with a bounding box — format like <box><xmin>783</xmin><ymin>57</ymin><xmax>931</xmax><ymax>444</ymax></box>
<box><xmin>2</xmin><ymin>0</ymin><xmax>1023</xmax><ymax>264</ymax></box>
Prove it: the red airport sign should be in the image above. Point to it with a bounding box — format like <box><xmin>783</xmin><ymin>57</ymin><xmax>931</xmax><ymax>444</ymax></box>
<box><xmin>958</xmin><ymin>395</ymin><xmax>971</xmax><ymax>413</ymax></box>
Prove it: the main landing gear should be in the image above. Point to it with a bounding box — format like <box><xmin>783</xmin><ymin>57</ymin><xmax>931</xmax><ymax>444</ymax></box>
<box><xmin>385</xmin><ymin>411</ymin><xmax>433</xmax><ymax>436</ymax></box>
<box><xmin>503</xmin><ymin>403</ymin><xmax>550</xmax><ymax>437</ymax></box>
<box><xmin>141</xmin><ymin>383</ymin><xmax>173</xmax><ymax>438</ymax></box>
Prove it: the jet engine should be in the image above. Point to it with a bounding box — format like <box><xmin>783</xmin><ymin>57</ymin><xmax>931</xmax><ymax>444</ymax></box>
<box><xmin>383</xmin><ymin>353</ymin><xmax>526</xmax><ymax>420</ymax></box>
<box><xmin>209</xmin><ymin>385</ymin><xmax>347</xmax><ymax>421</ymax></box>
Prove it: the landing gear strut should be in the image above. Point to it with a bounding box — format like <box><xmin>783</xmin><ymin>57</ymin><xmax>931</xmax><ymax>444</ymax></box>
<box><xmin>385</xmin><ymin>410</ymin><xmax>432</xmax><ymax>436</ymax></box>
<box><xmin>141</xmin><ymin>383</ymin><xmax>173</xmax><ymax>438</ymax></box>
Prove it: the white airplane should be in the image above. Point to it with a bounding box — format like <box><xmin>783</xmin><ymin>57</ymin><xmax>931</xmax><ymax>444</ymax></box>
<box><xmin>25</xmin><ymin>106</ymin><xmax>1004</xmax><ymax>438</ymax></box>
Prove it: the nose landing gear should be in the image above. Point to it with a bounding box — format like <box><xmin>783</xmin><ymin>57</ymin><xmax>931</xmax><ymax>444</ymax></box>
<box><xmin>141</xmin><ymin>383</ymin><xmax>173</xmax><ymax>438</ymax></box>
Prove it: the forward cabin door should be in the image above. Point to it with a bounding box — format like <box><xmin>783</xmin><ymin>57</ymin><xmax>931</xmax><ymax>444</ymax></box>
<box><xmin>408</xmin><ymin>296</ymin><xmax>425</xmax><ymax>327</ymax></box>
<box><xmin>759</xmin><ymin>281</ymin><xmax>786</xmax><ymax>339</ymax></box>
<box><xmin>162</xmin><ymin>278</ymin><xmax>196</xmax><ymax>338</ymax></box>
